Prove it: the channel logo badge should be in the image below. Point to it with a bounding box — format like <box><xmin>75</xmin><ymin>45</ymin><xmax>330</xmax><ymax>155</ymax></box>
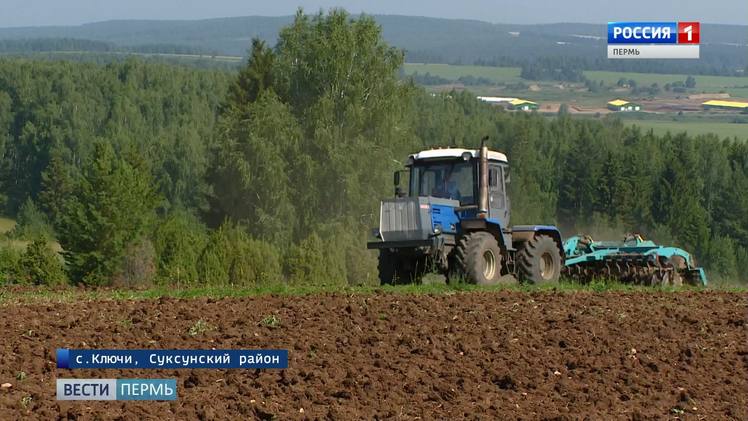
<box><xmin>677</xmin><ymin>22</ymin><xmax>700</xmax><ymax>44</ymax></box>
<box><xmin>608</xmin><ymin>22</ymin><xmax>700</xmax><ymax>44</ymax></box>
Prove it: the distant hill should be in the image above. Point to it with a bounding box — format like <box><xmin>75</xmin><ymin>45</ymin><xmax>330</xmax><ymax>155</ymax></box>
<box><xmin>0</xmin><ymin>16</ymin><xmax>293</xmax><ymax>55</ymax></box>
<box><xmin>0</xmin><ymin>15</ymin><xmax>745</xmax><ymax>75</ymax></box>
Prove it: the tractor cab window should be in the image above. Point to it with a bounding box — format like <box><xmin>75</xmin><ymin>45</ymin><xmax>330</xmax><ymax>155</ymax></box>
<box><xmin>489</xmin><ymin>168</ymin><xmax>499</xmax><ymax>187</ymax></box>
<box><xmin>489</xmin><ymin>164</ymin><xmax>505</xmax><ymax>209</ymax></box>
<box><xmin>410</xmin><ymin>160</ymin><xmax>476</xmax><ymax>204</ymax></box>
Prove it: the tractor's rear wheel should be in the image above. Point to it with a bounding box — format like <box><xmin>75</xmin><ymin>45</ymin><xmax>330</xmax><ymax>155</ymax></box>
<box><xmin>453</xmin><ymin>232</ymin><xmax>503</xmax><ymax>285</ymax></box>
<box><xmin>518</xmin><ymin>234</ymin><xmax>562</xmax><ymax>284</ymax></box>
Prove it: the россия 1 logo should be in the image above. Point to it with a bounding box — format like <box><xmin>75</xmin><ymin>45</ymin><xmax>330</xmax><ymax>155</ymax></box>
<box><xmin>607</xmin><ymin>21</ymin><xmax>700</xmax><ymax>59</ymax></box>
<box><xmin>677</xmin><ymin>22</ymin><xmax>700</xmax><ymax>44</ymax></box>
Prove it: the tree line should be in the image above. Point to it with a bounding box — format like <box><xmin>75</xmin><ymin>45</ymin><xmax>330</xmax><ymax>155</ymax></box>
<box><xmin>0</xmin><ymin>38</ymin><xmax>217</xmax><ymax>56</ymax></box>
<box><xmin>0</xmin><ymin>10</ymin><xmax>746</xmax><ymax>287</ymax></box>
<box><xmin>475</xmin><ymin>52</ymin><xmax>747</xmax><ymax>78</ymax></box>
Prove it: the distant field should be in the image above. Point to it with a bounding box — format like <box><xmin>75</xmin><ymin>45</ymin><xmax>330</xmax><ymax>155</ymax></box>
<box><xmin>726</xmin><ymin>87</ymin><xmax>748</xmax><ymax>98</ymax></box>
<box><xmin>403</xmin><ymin>64</ymin><xmax>610</xmax><ymax>107</ymax></box>
<box><xmin>403</xmin><ymin>64</ymin><xmax>748</xmax><ymax>97</ymax></box>
<box><xmin>403</xmin><ymin>63</ymin><xmax>522</xmax><ymax>84</ymax></box>
<box><xmin>403</xmin><ymin>63</ymin><xmax>748</xmax><ymax>140</ymax></box>
<box><xmin>583</xmin><ymin>71</ymin><xmax>748</xmax><ymax>96</ymax></box>
<box><xmin>0</xmin><ymin>217</ymin><xmax>15</xmax><ymax>234</ymax></box>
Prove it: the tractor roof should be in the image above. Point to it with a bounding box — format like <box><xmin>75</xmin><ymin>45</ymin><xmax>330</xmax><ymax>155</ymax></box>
<box><xmin>409</xmin><ymin>148</ymin><xmax>508</xmax><ymax>163</ymax></box>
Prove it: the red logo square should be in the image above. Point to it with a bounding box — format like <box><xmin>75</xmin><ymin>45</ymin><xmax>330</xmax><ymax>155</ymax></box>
<box><xmin>678</xmin><ymin>22</ymin><xmax>700</xmax><ymax>44</ymax></box>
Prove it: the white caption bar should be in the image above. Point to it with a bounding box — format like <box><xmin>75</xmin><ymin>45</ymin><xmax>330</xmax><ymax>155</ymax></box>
<box><xmin>607</xmin><ymin>45</ymin><xmax>700</xmax><ymax>59</ymax></box>
<box><xmin>57</xmin><ymin>379</ymin><xmax>117</xmax><ymax>400</ymax></box>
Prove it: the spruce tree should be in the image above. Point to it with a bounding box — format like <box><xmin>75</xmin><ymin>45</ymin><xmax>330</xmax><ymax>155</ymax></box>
<box><xmin>56</xmin><ymin>141</ymin><xmax>158</xmax><ymax>285</ymax></box>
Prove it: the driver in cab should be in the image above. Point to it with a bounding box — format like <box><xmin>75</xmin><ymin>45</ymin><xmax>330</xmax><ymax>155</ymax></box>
<box><xmin>432</xmin><ymin>172</ymin><xmax>461</xmax><ymax>201</ymax></box>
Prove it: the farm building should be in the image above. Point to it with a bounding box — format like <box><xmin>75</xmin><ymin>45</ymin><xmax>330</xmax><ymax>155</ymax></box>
<box><xmin>702</xmin><ymin>100</ymin><xmax>748</xmax><ymax>111</ymax></box>
<box><xmin>607</xmin><ymin>99</ymin><xmax>641</xmax><ymax>112</ymax></box>
<box><xmin>477</xmin><ymin>96</ymin><xmax>539</xmax><ymax>111</ymax></box>
<box><xmin>477</xmin><ymin>96</ymin><xmax>517</xmax><ymax>105</ymax></box>
<box><xmin>508</xmin><ymin>99</ymin><xmax>538</xmax><ymax>111</ymax></box>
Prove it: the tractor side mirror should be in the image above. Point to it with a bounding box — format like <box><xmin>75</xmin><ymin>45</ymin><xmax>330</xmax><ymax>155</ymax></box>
<box><xmin>394</xmin><ymin>171</ymin><xmax>400</xmax><ymax>186</ymax></box>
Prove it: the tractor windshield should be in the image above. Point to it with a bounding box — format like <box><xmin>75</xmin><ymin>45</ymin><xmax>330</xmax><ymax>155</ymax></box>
<box><xmin>409</xmin><ymin>160</ymin><xmax>476</xmax><ymax>204</ymax></box>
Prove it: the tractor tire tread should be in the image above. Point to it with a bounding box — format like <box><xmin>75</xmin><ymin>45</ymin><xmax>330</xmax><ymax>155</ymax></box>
<box><xmin>517</xmin><ymin>234</ymin><xmax>562</xmax><ymax>284</ymax></box>
<box><xmin>454</xmin><ymin>232</ymin><xmax>502</xmax><ymax>285</ymax></box>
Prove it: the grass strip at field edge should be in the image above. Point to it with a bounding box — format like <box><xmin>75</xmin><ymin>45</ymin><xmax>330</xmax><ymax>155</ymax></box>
<box><xmin>0</xmin><ymin>280</ymin><xmax>744</xmax><ymax>305</ymax></box>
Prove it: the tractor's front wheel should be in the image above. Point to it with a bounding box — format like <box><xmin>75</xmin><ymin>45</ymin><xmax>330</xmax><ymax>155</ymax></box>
<box><xmin>454</xmin><ymin>232</ymin><xmax>504</xmax><ymax>285</ymax></box>
<box><xmin>518</xmin><ymin>234</ymin><xmax>562</xmax><ymax>284</ymax></box>
<box><xmin>378</xmin><ymin>249</ymin><xmax>399</xmax><ymax>285</ymax></box>
<box><xmin>378</xmin><ymin>250</ymin><xmax>426</xmax><ymax>285</ymax></box>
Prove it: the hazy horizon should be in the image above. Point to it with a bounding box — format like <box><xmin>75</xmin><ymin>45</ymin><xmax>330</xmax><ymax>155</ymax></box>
<box><xmin>2</xmin><ymin>0</ymin><xmax>746</xmax><ymax>28</ymax></box>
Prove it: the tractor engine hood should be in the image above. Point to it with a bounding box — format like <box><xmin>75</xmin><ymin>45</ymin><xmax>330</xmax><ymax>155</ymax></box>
<box><xmin>377</xmin><ymin>196</ymin><xmax>459</xmax><ymax>242</ymax></box>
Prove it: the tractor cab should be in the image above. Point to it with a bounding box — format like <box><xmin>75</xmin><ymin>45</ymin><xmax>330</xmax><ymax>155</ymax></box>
<box><xmin>401</xmin><ymin>148</ymin><xmax>511</xmax><ymax>228</ymax></box>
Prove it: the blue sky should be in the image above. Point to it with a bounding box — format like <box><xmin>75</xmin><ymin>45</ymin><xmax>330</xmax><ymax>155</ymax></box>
<box><xmin>2</xmin><ymin>0</ymin><xmax>746</xmax><ymax>27</ymax></box>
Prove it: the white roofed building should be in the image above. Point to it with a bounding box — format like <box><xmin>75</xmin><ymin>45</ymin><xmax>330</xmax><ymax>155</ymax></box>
<box><xmin>477</xmin><ymin>96</ymin><xmax>518</xmax><ymax>104</ymax></box>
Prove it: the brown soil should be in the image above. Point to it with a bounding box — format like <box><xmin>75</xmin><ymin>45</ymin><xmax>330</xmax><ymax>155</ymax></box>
<box><xmin>0</xmin><ymin>291</ymin><xmax>746</xmax><ymax>420</ymax></box>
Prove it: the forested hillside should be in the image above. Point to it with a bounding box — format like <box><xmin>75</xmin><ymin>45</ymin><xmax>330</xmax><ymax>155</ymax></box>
<box><xmin>0</xmin><ymin>10</ymin><xmax>746</xmax><ymax>287</ymax></box>
<box><xmin>0</xmin><ymin>38</ymin><xmax>214</xmax><ymax>55</ymax></box>
<box><xmin>1</xmin><ymin>15</ymin><xmax>746</xmax><ymax>76</ymax></box>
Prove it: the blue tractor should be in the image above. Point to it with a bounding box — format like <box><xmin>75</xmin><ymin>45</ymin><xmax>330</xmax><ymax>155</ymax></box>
<box><xmin>367</xmin><ymin>139</ymin><xmax>565</xmax><ymax>285</ymax></box>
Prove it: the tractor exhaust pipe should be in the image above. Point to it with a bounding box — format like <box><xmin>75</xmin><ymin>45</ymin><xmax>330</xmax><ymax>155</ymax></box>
<box><xmin>478</xmin><ymin>136</ymin><xmax>489</xmax><ymax>217</ymax></box>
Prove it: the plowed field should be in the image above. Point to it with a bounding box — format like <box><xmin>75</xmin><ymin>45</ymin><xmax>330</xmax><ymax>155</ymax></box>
<box><xmin>1</xmin><ymin>291</ymin><xmax>746</xmax><ymax>419</ymax></box>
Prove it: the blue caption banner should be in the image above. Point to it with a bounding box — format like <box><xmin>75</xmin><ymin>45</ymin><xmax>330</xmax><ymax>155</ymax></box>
<box><xmin>117</xmin><ymin>379</ymin><xmax>178</xmax><ymax>400</ymax></box>
<box><xmin>608</xmin><ymin>22</ymin><xmax>677</xmax><ymax>44</ymax></box>
<box><xmin>56</xmin><ymin>379</ymin><xmax>177</xmax><ymax>401</ymax></box>
<box><xmin>56</xmin><ymin>349</ymin><xmax>289</xmax><ymax>369</ymax></box>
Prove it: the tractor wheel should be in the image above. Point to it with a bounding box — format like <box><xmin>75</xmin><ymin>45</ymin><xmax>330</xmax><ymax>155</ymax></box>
<box><xmin>518</xmin><ymin>234</ymin><xmax>562</xmax><ymax>284</ymax></box>
<box><xmin>399</xmin><ymin>257</ymin><xmax>427</xmax><ymax>285</ymax></box>
<box><xmin>667</xmin><ymin>256</ymin><xmax>687</xmax><ymax>287</ymax></box>
<box><xmin>378</xmin><ymin>250</ymin><xmax>424</xmax><ymax>285</ymax></box>
<box><xmin>454</xmin><ymin>232</ymin><xmax>503</xmax><ymax>285</ymax></box>
<box><xmin>378</xmin><ymin>249</ymin><xmax>399</xmax><ymax>285</ymax></box>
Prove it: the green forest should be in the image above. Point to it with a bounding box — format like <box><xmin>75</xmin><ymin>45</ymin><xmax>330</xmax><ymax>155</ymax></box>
<box><xmin>0</xmin><ymin>10</ymin><xmax>746</xmax><ymax>287</ymax></box>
